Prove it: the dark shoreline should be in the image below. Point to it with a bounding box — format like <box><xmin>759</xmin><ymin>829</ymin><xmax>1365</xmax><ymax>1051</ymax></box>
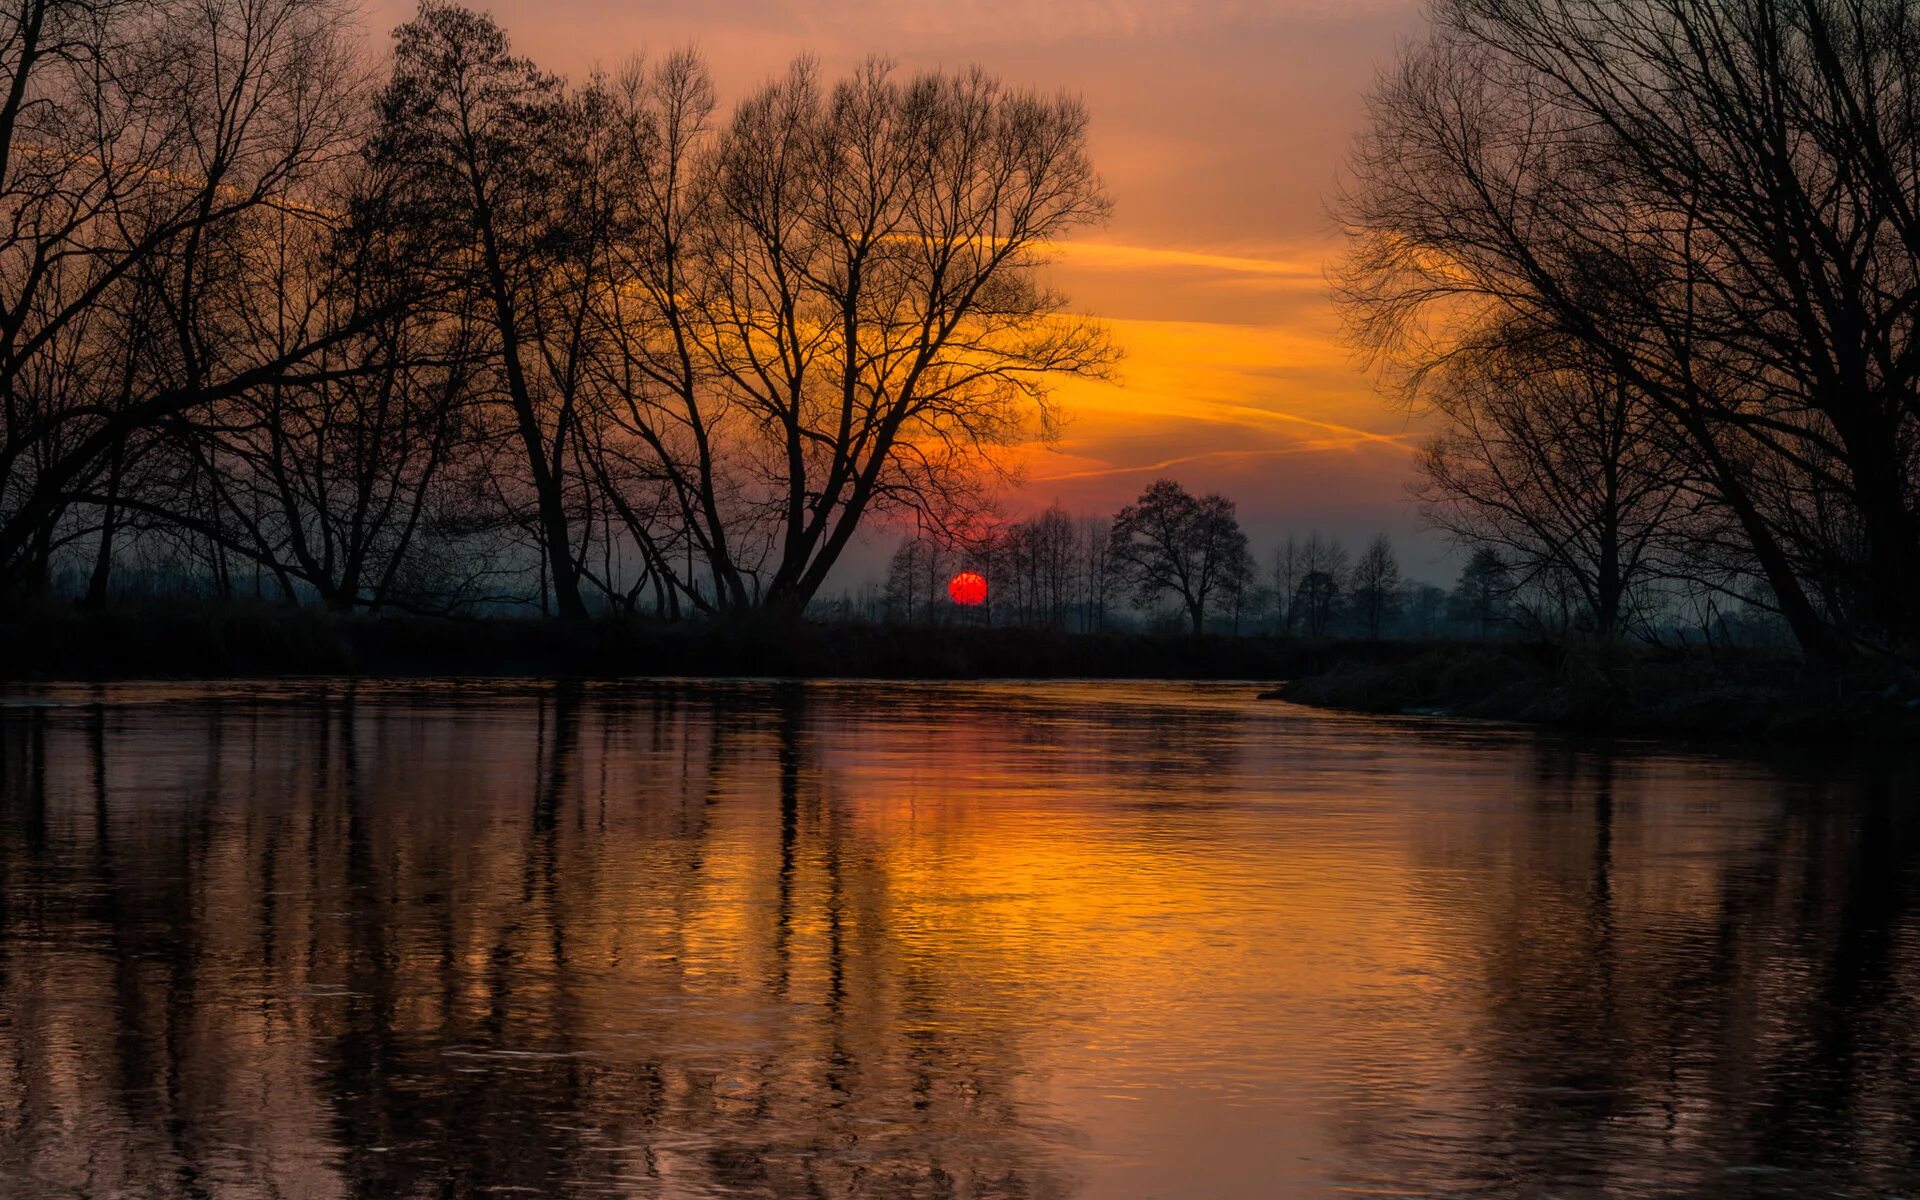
<box><xmin>1267</xmin><ymin>643</ymin><xmax>1920</xmax><ymax>742</ymax></box>
<box><xmin>5</xmin><ymin>604</ymin><xmax>1916</xmax><ymax>743</ymax></box>
<box><xmin>0</xmin><ymin>602</ymin><xmax>1426</xmax><ymax>683</ymax></box>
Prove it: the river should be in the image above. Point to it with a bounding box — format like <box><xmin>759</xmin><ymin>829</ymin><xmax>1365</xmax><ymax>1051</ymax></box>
<box><xmin>0</xmin><ymin>680</ymin><xmax>1915</xmax><ymax>1198</ymax></box>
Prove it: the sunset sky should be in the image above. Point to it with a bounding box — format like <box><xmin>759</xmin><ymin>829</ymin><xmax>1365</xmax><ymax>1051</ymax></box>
<box><xmin>366</xmin><ymin>0</ymin><xmax>1441</xmax><ymax>578</ymax></box>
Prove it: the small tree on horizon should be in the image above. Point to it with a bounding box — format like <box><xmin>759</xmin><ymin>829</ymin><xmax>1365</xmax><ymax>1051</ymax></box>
<box><xmin>1271</xmin><ymin>537</ymin><xmax>1302</xmax><ymax>636</ymax></box>
<box><xmin>1108</xmin><ymin>478</ymin><xmax>1251</xmax><ymax>636</ymax></box>
<box><xmin>1291</xmin><ymin>533</ymin><xmax>1349</xmax><ymax>637</ymax></box>
<box><xmin>1350</xmin><ymin>534</ymin><xmax>1402</xmax><ymax>639</ymax></box>
<box><xmin>1293</xmin><ymin>570</ymin><xmax>1341</xmax><ymax>637</ymax></box>
<box><xmin>1452</xmin><ymin>547</ymin><xmax>1514</xmax><ymax>638</ymax></box>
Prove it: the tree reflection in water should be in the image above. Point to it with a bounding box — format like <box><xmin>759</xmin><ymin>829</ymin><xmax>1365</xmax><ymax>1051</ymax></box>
<box><xmin>1331</xmin><ymin>744</ymin><xmax>1920</xmax><ymax>1197</ymax></box>
<box><xmin>0</xmin><ymin>681</ymin><xmax>1915</xmax><ymax>1199</ymax></box>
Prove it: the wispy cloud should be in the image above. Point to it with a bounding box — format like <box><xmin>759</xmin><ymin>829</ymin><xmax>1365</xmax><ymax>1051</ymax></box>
<box><xmin>1053</xmin><ymin>242</ymin><xmax>1325</xmax><ymax>280</ymax></box>
<box><xmin>715</xmin><ymin>0</ymin><xmax>1413</xmax><ymax>45</ymax></box>
<box><xmin>1033</xmin><ymin>439</ymin><xmax>1400</xmax><ymax>483</ymax></box>
<box><xmin>1197</xmin><ymin>401</ymin><xmax>1415</xmax><ymax>450</ymax></box>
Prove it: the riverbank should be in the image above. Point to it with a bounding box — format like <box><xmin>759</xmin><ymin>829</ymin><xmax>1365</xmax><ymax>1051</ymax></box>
<box><xmin>1268</xmin><ymin>643</ymin><xmax>1920</xmax><ymax>741</ymax></box>
<box><xmin>0</xmin><ymin>601</ymin><xmax>1434</xmax><ymax>682</ymax></box>
<box><xmin>11</xmin><ymin>606</ymin><xmax>1913</xmax><ymax>742</ymax></box>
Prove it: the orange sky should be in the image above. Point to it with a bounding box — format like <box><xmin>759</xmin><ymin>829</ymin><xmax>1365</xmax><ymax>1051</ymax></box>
<box><xmin>365</xmin><ymin>0</ymin><xmax>1444</xmax><ymax>578</ymax></box>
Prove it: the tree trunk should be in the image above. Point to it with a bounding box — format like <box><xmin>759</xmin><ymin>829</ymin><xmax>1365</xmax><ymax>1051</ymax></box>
<box><xmin>524</xmin><ymin>440</ymin><xmax>586</xmax><ymax>619</ymax></box>
<box><xmin>1676</xmin><ymin>407</ymin><xmax>1840</xmax><ymax>658</ymax></box>
<box><xmin>83</xmin><ymin>523</ymin><xmax>114</xmax><ymax>606</ymax></box>
<box><xmin>474</xmin><ymin>199</ymin><xmax>587</xmax><ymax>621</ymax></box>
<box><xmin>20</xmin><ymin>521</ymin><xmax>54</xmax><ymax>600</ymax></box>
<box><xmin>1846</xmin><ymin>432</ymin><xmax>1920</xmax><ymax>654</ymax></box>
<box><xmin>84</xmin><ymin>437</ymin><xmax>126</xmax><ymax>606</ymax></box>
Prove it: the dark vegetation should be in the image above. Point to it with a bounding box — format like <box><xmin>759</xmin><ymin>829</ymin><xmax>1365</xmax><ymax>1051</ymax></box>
<box><xmin>0</xmin><ymin>600</ymin><xmax>1441</xmax><ymax>681</ymax></box>
<box><xmin>1271</xmin><ymin>644</ymin><xmax>1920</xmax><ymax>741</ymax></box>
<box><xmin>15</xmin><ymin>599</ymin><xmax>1912</xmax><ymax>744</ymax></box>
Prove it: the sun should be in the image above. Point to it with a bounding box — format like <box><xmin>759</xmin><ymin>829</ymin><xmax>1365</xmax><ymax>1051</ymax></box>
<box><xmin>948</xmin><ymin>571</ymin><xmax>988</xmax><ymax>607</ymax></box>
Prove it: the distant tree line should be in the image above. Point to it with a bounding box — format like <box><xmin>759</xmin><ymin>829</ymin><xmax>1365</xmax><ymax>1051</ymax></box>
<box><xmin>1342</xmin><ymin>0</ymin><xmax>1920</xmax><ymax>660</ymax></box>
<box><xmin>0</xmin><ymin>0</ymin><xmax>1111</xmax><ymax>618</ymax></box>
<box><xmin>873</xmin><ymin>475</ymin><xmax>1635</xmax><ymax>640</ymax></box>
<box><xmin>869</xmin><ymin>469</ymin><xmax>1795</xmax><ymax>642</ymax></box>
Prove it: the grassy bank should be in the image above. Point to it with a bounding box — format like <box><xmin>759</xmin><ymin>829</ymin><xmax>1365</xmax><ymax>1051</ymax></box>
<box><xmin>11</xmin><ymin>605</ymin><xmax>1911</xmax><ymax>743</ymax></box>
<box><xmin>1269</xmin><ymin>642</ymin><xmax>1920</xmax><ymax>741</ymax></box>
<box><xmin>0</xmin><ymin>601</ymin><xmax>1436</xmax><ymax>682</ymax></box>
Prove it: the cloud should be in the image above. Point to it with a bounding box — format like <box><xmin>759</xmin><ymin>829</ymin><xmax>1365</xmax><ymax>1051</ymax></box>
<box><xmin>1032</xmin><ymin>440</ymin><xmax>1397</xmax><ymax>484</ymax></box>
<box><xmin>1003</xmin><ymin>304</ymin><xmax>1424</xmax><ymax>537</ymax></box>
<box><xmin>633</xmin><ymin>0</ymin><xmax>1411</xmax><ymax>46</ymax></box>
<box><xmin>1051</xmin><ymin>242</ymin><xmax>1326</xmax><ymax>281</ymax></box>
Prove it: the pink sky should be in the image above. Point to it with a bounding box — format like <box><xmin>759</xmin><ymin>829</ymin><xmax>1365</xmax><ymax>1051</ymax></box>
<box><xmin>365</xmin><ymin>0</ymin><xmax>1447</xmax><ymax>578</ymax></box>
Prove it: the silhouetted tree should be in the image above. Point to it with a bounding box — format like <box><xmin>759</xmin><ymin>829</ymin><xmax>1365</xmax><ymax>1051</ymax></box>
<box><xmin>1342</xmin><ymin>0</ymin><xmax>1920</xmax><ymax>658</ymax></box>
<box><xmin>0</xmin><ymin>0</ymin><xmax>369</xmax><ymax>599</ymax></box>
<box><xmin>1108</xmin><ymin>478</ymin><xmax>1251</xmax><ymax>636</ymax></box>
<box><xmin>1452</xmin><ymin>547</ymin><xmax>1513</xmax><ymax>638</ymax></box>
<box><xmin>592</xmin><ymin>54</ymin><xmax>1115</xmax><ymax>618</ymax></box>
<box><xmin>1350</xmin><ymin>534</ymin><xmax>1402</xmax><ymax>639</ymax></box>
<box><xmin>1271</xmin><ymin>535</ymin><xmax>1302</xmax><ymax>636</ymax></box>
<box><xmin>883</xmin><ymin>532</ymin><xmax>952</xmax><ymax>626</ymax></box>
<box><xmin>1402</xmin><ymin>581</ymin><xmax>1450</xmax><ymax>637</ymax></box>
<box><xmin>1290</xmin><ymin>533</ymin><xmax>1348</xmax><ymax>637</ymax></box>
<box><xmin>178</xmin><ymin>201</ymin><xmax>488</xmax><ymax>611</ymax></box>
<box><xmin>370</xmin><ymin>3</ymin><xmax>604</xmax><ymax>617</ymax></box>
<box><xmin>1292</xmin><ymin>571</ymin><xmax>1339</xmax><ymax>638</ymax></box>
<box><xmin>1078</xmin><ymin>514</ymin><xmax>1113</xmax><ymax>632</ymax></box>
<box><xmin>1415</xmin><ymin>334</ymin><xmax>1691</xmax><ymax>641</ymax></box>
<box><xmin>1</xmin><ymin>1</ymin><xmax>1116</xmax><ymax>620</ymax></box>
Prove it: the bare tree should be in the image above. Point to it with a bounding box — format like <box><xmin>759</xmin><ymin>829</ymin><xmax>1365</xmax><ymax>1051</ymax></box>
<box><xmin>1078</xmin><ymin>512</ymin><xmax>1112</xmax><ymax>632</ymax></box>
<box><xmin>1415</xmin><ymin>333</ymin><xmax>1690</xmax><ymax>640</ymax></box>
<box><xmin>0</xmin><ymin>0</ymin><xmax>368</xmax><ymax>598</ymax></box>
<box><xmin>1108</xmin><ymin>477</ymin><xmax>1250</xmax><ymax>636</ymax></box>
<box><xmin>1291</xmin><ymin>532</ymin><xmax>1348</xmax><ymax>637</ymax></box>
<box><xmin>370</xmin><ymin>2</ymin><xmax>604</xmax><ymax>617</ymax></box>
<box><xmin>1</xmin><ymin>1</ymin><xmax>1116</xmax><ymax>619</ymax></box>
<box><xmin>183</xmin><ymin>198</ymin><xmax>487</xmax><ymax>611</ymax></box>
<box><xmin>1271</xmin><ymin>535</ymin><xmax>1302</xmax><ymax>636</ymax></box>
<box><xmin>1451</xmin><ymin>546</ymin><xmax>1512</xmax><ymax>638</ymax></box>
<box><xmin>1341</xmin><ymin>0</ymin><xmax>1920</xmax><ymax>657</ymax></box>
<box><xmin>883</xmin><ymin>531</ymin><xmax>945</xmax><ymax>625</ymax></box>
<box><xmin>595</xmin><ymin>54</ymin><xmax>1115</xmax><ymax>618</ymax></box>
<box><xmin>1350</xmin><ymin>533</ymin><xmax>1402</xmax><ymax>639</ymax></box>
<box><xmin>1024</xmin><ymin>505</ymin><xmax>1077</xmax><ymax>628</ymax></box>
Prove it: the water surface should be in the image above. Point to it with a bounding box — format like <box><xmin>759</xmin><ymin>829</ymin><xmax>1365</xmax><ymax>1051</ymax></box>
<box><xmin>1</xmin><ymin>680</ymin><xmax>1916</xmax><ymax>1198</ymax></box>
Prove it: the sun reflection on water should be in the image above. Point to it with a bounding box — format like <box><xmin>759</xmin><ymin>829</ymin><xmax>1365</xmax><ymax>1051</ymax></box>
<box><xmin>0</xmin><ymin>680</ymin><xmax>1915</xmax><ymax>1198</ymax></box>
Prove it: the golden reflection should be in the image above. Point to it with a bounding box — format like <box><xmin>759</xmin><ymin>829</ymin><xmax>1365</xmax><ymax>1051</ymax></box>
<box><xmin>0</xmin><ymin>683</ymin><xmax>1915</xmax><ymax>1198</ymax></box>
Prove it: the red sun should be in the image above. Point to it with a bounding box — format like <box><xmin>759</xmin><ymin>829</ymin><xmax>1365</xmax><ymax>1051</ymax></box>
<box><xmin>947</xmin><ymin>571</ymin><xmax>988</xmax><ymax>607</ymax></box>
